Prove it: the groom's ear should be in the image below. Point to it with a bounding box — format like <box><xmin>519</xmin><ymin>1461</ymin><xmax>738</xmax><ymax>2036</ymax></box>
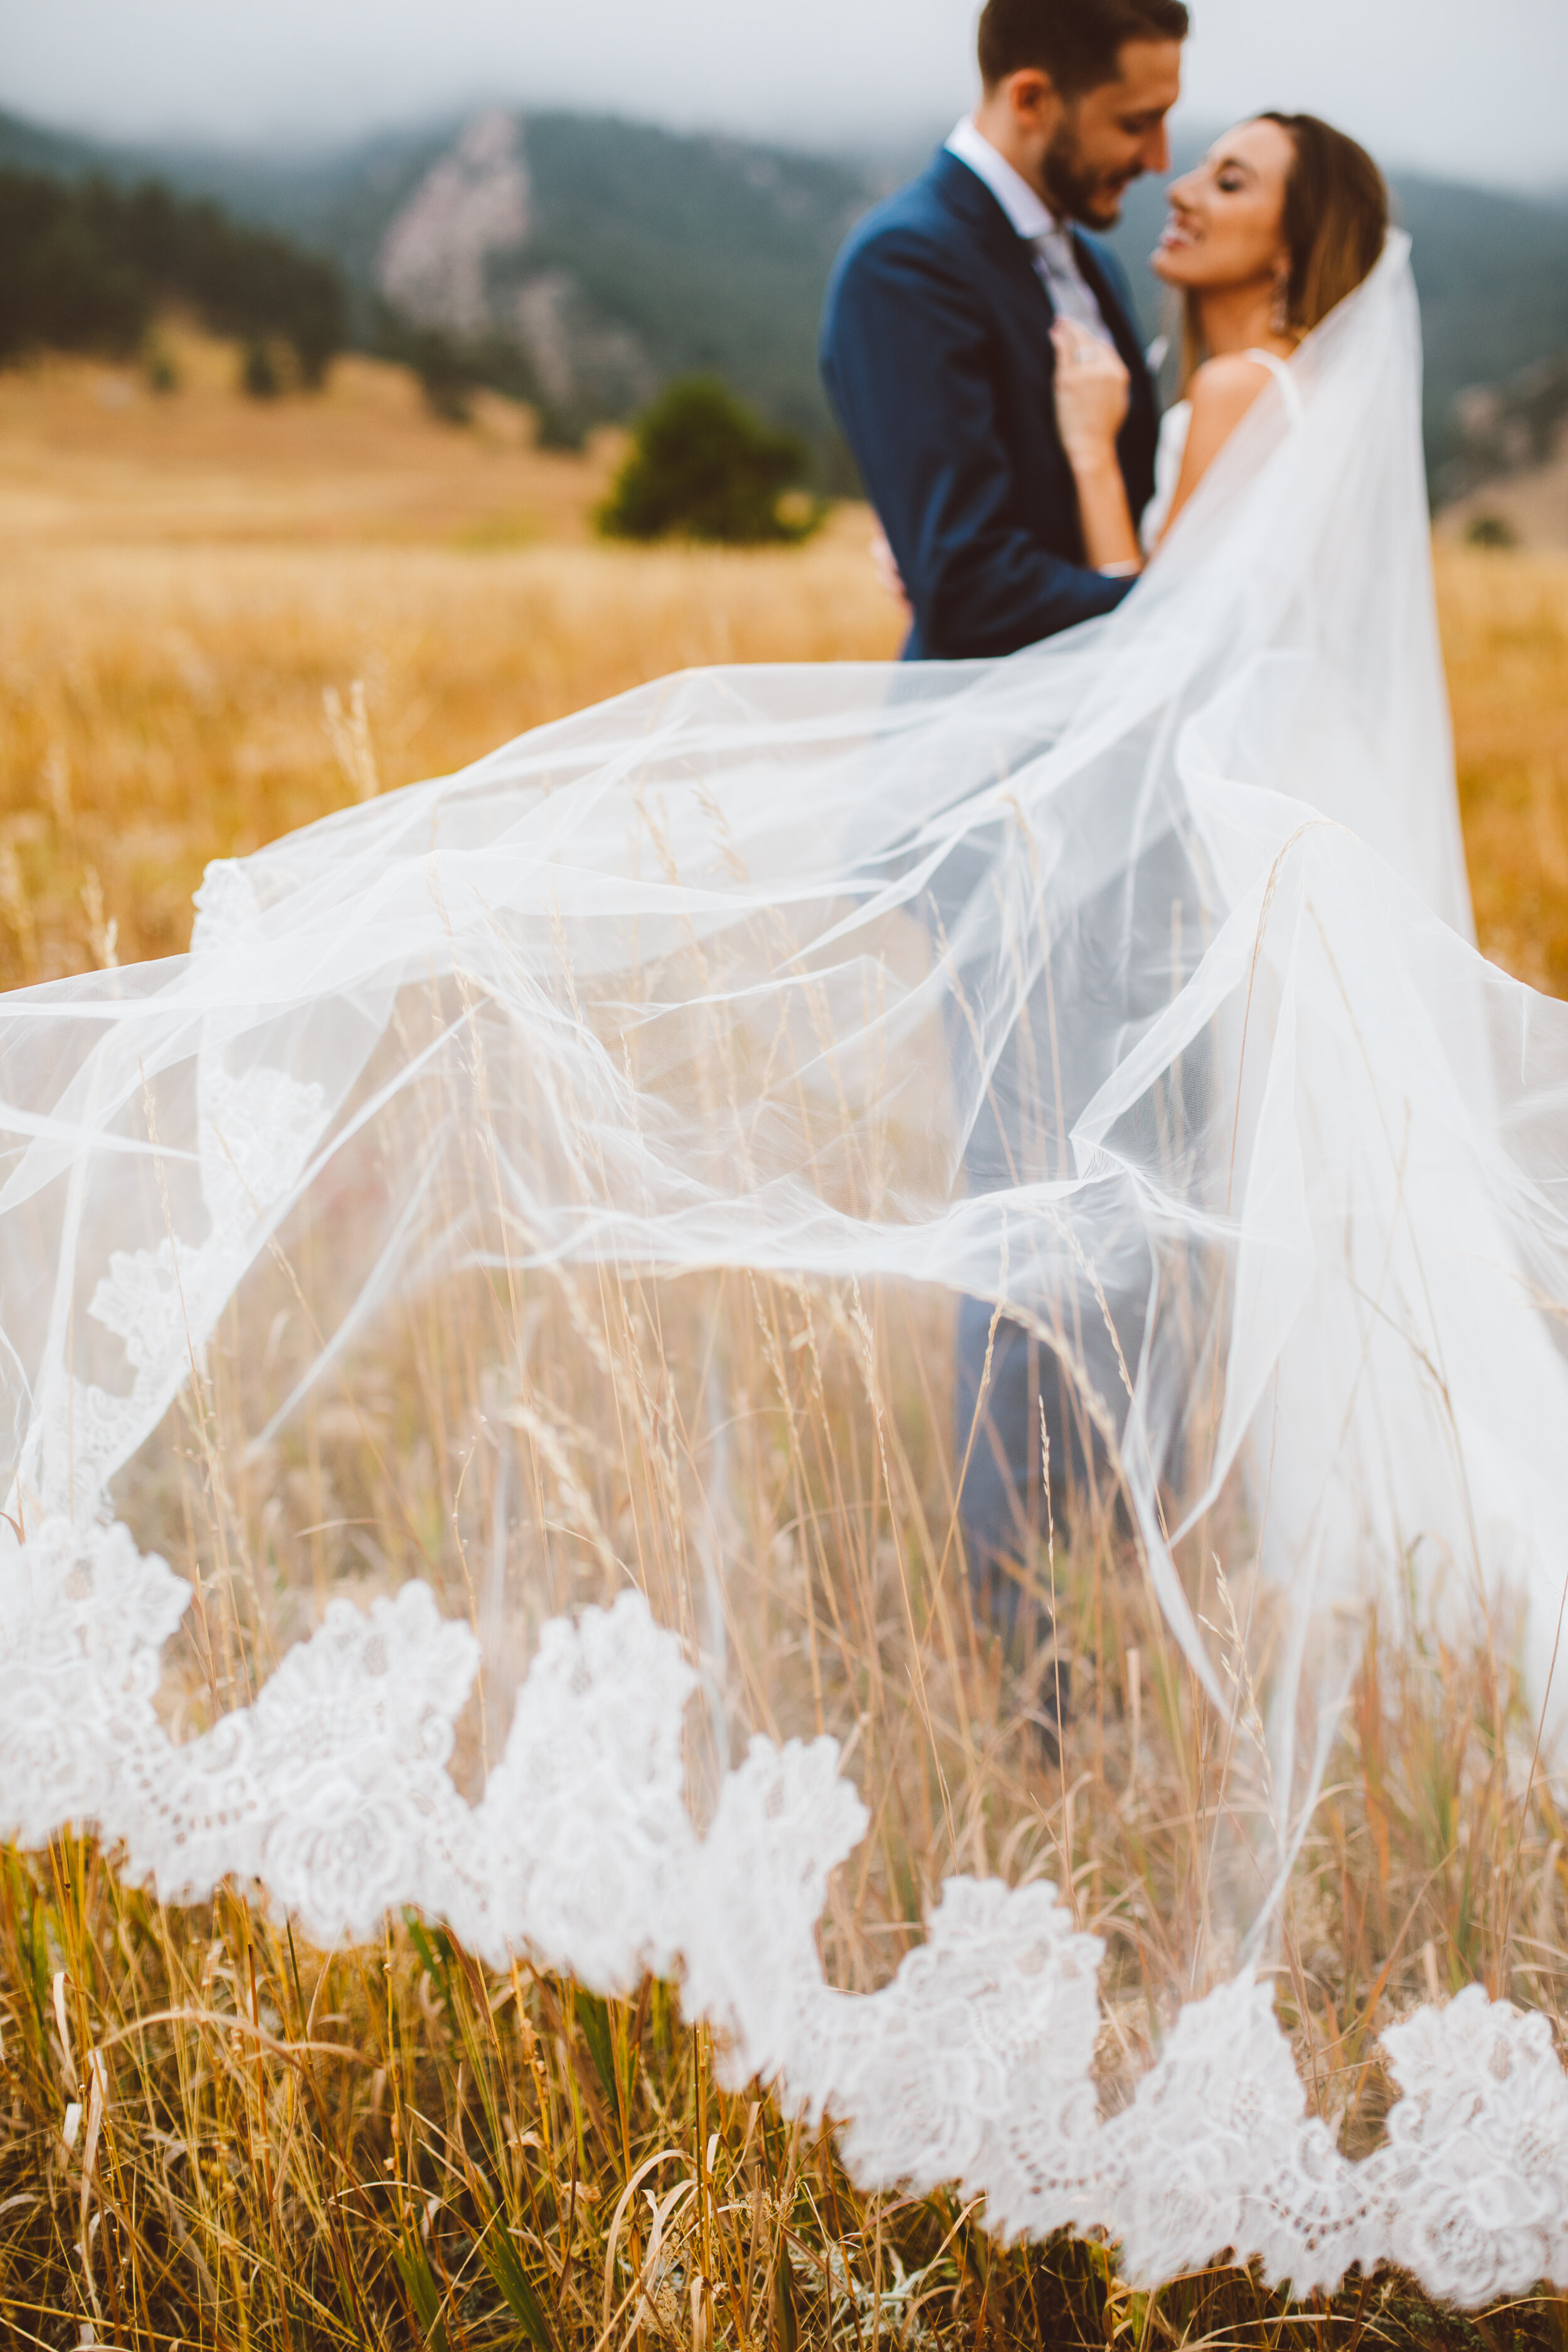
<box><xmin>1000</xmin><ymin>66</ymin><xmax>1066</xmax><ymax>134</ymax></box>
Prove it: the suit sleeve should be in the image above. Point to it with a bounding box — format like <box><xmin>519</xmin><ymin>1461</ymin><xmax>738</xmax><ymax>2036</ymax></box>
<box><xmin>821</xmin><ymin>227</ymin><xmax>1131</xmax><ymax>660</ymax></box>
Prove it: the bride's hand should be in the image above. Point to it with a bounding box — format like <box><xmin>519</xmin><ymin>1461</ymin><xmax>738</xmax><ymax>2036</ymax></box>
<box><xmin>869</xmin><ymin>524</ymin><xmax>911</xmax><ymax>615</ymax></box>
<box><xmin>1051</xmin><ymin>322</ymin><xmax>1130</xmax><ymax>474</ymax></box>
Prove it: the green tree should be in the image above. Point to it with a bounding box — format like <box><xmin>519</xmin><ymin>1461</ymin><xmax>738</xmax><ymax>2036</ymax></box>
<box><xmin>0</xmin><ymin>173</ymin><xmax>147</xmax><ymax>362</ymax></box>
<box><xmin>598</xmin><ymin>378</ymin><xmax>824</xmax><ymax>545</ymax></box>
<box><xmin>241</xmin><ymin>338</ymin><xmax>282</xmax><ymax>399</ymax></box>
<box><xmin>407</xmin><ymin>327</ymin><xmax>475</xmax><ymax>423</ymax></box>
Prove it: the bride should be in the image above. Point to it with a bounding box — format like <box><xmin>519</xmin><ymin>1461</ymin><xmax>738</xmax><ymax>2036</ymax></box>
<box><xmin>935</xmin><ymin>111</ymin><xmax>1479</xmax><ymax>1660</ymax></box>
<box><xmin>1056</xmin><ymin>112</ymin><xmax>1390</xmax><ymax>573</ymax></box>
<box><xmin>3</xmin><ymin>108</ymin><xmax>1567</xmax><ymax>2307</ymax></box>
<box><xmin>1054</xmin><ymin>107</ymin><xmax>1470</xmax><ymax>926</ymax></box>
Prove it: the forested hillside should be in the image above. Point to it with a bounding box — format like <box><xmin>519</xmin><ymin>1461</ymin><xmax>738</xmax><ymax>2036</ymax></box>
<box><xmin>0</xmin><ymin>167</ymin><xmax>346</xmax><ymax>380</ymax></box>
<box><xmin>516</xmin><ymin>114</ymin><xmax>868</xmax><ymax>443</ymax></box>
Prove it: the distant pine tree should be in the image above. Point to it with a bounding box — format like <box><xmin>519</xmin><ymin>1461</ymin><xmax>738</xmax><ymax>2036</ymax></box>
<box><xmin>598</xmin><ymin>379</ymin><xmax>825</xmax><ymax>545</ymax></box>
<box><xmin>144</xmin><ymin>336</ymin><xmax>179</xmax><ymax>394</ymax></box>
<box><xmin>0</xmin><ymin>172</ymin><xmax>147</xmax><ymax>362</ymax></box>
<box><xmin>407</xmin><ymin>328</ymin><xmax>477</xmax><ymax>425</ymax></box>
<box><xmin>241</xmin><ymin>339</ymin><xmax>282</xmax><ymax>399</ymax></box>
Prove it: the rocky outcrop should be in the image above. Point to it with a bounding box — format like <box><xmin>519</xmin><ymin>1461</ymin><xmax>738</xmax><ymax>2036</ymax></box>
<box><xmin>376</xmin><ymin>110</ymin><xmax>652</xmax><ymax>421</ymax></box>
<box><xmin>378</xmin><ymin>110</ymin><xmax>531</xmax><ymax>342</ymax></box>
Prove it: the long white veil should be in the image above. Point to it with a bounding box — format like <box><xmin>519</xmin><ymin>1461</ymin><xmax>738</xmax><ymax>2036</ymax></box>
<box><xmin>4</xmin><ymin>234</ymin><xmax>1568</xmax><ymax>2302</ymax></box>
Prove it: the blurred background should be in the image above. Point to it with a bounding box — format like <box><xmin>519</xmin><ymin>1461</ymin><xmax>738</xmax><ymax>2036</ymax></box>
<box><xmin>1</xmin><ymin>0</ymin><xmax>1565</xmax><ymax>990</ymax></box>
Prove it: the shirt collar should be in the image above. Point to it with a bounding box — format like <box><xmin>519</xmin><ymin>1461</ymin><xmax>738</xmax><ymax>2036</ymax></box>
<box><xmin>945</xmin><ymin>115</ymin><xmax>1062</xmax><ymax>243</ymax></box>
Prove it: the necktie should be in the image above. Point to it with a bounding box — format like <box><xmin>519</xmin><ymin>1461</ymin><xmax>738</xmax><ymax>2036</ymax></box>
<box><xmin>1030</xmin><ymin>226</ymin><xmax>1112</xmax><ymax>345</ymax></box>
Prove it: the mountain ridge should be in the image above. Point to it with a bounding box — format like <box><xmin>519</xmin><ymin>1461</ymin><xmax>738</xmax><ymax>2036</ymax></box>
<box><xmin>3</xmin><ymin>100</ymin><xmax>1565</xmax><ymax>492</ymax></box>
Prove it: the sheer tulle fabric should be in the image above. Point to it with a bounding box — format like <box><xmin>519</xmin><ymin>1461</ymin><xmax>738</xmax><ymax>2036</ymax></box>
<box><xmin>4</xmin><ymin>236</ymin><xmax>1568</xmax><ymax>2301</ymax></box>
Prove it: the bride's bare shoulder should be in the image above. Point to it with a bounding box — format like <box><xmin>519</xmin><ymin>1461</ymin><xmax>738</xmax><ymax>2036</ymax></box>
<box><xmin>1156</xmin><ymin>352</ymin><xmax>1288</xmax><ymax>541</ymax></box>
<box><xmin>1186</xmin><ymin>352</ymin><xmax>1279</xmax><ymax>428</ymax></box>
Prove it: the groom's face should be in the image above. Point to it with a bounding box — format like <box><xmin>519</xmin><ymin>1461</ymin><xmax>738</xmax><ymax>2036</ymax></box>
<box><xmin>1041</xmin><ymin>40</ymin><xmax>1184</xmax><ymax>228</ymax></box>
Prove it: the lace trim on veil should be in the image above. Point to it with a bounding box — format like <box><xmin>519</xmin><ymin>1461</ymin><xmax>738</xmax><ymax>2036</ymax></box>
<box><xmin>1</xmin><ymin>1511</ymin><xmax>1560</xmax><ymax>2312</ymax></box>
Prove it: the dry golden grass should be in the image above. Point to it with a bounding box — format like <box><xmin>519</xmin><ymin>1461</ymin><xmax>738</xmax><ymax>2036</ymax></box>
<box><xmin>5</xmin><ymin>341</ymin><xmax>1568</xmax><ymax>2344</ymax></box>
<box><xmin>6</xmin><ymin>1255</ymin><xmax>1566</xmax><ymax>2349</ymax></box>
<box><xmin>0</xmin><ymin>352</ymin><xmax>1562</xmax><ymax>1004</ymax></box>
<box><xmin>1438</xmin><ymin>540</ymin><xmax>1568</xmax><ymax>994</ymax></box>
<box><xmin>0</xmin><ymin>325</ymin><xmax>622</xmax><ymax>549</ymax></box>
<box><xmin>9</xmin><ymin>1252</ymin><xmax>1567</xmax><ymax>2349</ymax></box>
<box><xmin>0</xmin><ymin>528</ymin><xmax>901</xmax><ymax>979</ymax></box>
<box><xmin>0</xmin><ymin>333</ymin><xmax>901</xmax><ymax>986</ymax></box>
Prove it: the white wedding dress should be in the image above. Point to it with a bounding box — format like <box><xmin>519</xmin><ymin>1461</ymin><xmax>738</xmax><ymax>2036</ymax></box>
<box><xmin>4</xmin><ymin>233</ymin><xmax>1568</xmax><ymax>2304</ymax></box>
<box><xmin>1140</xmin><ymin>344</ymin><xmax>1304</xmax><ymax>551</ymax></box>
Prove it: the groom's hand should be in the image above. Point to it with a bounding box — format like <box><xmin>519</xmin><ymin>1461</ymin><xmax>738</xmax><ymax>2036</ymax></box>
<box><xmin>1051</xmin><ymin>322</ymin><xmax>1131</xmax><ymax>476</ymax></box>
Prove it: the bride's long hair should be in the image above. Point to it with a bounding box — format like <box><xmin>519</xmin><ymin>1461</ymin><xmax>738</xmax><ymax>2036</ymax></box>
<box><xmin>1182</xmin><ymin>113</ymin><xmax>1389</xmax><ymax>376</ymax></box>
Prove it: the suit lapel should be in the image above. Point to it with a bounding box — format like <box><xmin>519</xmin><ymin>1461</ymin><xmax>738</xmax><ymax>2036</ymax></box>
<box><xmin>930</xmin><ymin>152</ymin><xmax>1065</xmax><ymax>409</ymax></box>
<box><xmin>929</xmin><ymin>150</ymin><xmax>1053</xmax><ymax>307</ymax></box>
<box><xmin>929</xmin><ymin>149</ymin><xmax>1155</xmax><ymax>515</ymax></box>
<box><xmin>932</xmin><ymin>152</ymin><xmax>1148</xmax><ymax>373</ymax></box>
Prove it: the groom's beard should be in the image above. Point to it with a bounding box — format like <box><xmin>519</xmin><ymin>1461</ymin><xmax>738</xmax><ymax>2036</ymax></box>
<box><xmin>1042</xmin><ymin>117</ymin><xmax>1142</xmax><ymax>229</ymax></box>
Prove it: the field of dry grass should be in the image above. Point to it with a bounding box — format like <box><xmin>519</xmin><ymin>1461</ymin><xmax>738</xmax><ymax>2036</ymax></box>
<box><xmin>2</xmin><ymin>342</ymin><xmax>1564</xmax><ymax>1004</ymax></box>
<box><xmin>5</xmin><ymin>339</ymin><xmax>1568</xmax><ymax>2346</ymax></box>
<box><xmin>0</xmin><ymin>336</ymin><xmax>903</xmax><ymax>985</ymax></box>
<box><xmin>1438</xmin><ymin>540</ymin><xmax>1568</xmax><ymax>993</ymax></box>
<box><xmin>0</xmin><ymin>326</ymin><xmax>622</xmax><ymax>549</ymax></box>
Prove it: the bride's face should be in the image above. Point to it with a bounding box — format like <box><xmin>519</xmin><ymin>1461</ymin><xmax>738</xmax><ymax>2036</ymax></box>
<box><xmin>1152</xmin><ymin>119</ymin><xmax>1294</xmax><ymax>296</ymax></box>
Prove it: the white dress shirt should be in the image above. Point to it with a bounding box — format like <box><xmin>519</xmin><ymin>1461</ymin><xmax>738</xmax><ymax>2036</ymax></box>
<box><xmin>944</xmin><ymin>116</ymin><xmax>1115</xmax><ymax>345</ymax></box>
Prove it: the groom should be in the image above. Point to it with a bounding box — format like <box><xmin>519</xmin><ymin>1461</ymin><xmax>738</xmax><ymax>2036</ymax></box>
<box><xmin>820</xmin><ymin>0</ymin><xmax>1187</xmax><ymax>1655</ymax></box>
<box><xmin>820</xmin><ymin>0</ymin><xmax>1185</xmax><ymax>659</ymax></box>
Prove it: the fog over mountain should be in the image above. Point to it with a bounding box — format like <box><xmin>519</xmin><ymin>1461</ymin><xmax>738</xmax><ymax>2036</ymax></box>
<box><xmin>1</xmin><ymin>0</ymin><xmax>1565</xmax><ymax>193</ymax></box>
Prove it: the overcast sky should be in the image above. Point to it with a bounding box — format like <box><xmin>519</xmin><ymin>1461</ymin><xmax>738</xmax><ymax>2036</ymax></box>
<box><xmin>1</xmin><ymin>0</ymin><xmax>1563</xmax><ymax>193</ymax></box>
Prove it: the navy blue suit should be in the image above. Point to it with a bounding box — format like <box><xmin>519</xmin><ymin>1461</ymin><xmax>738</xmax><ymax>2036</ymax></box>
<box><xmin>820</xmin><ymin>146</ymin><xmax>1158</xmax><ymax>661</ymax></box>
<box><xmin>821</xmin><ymin>149</ymin><xmax>1165</xmax><ymax>1657</ymax></box>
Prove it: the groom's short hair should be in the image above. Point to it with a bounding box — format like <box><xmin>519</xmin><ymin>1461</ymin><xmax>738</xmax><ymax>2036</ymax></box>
<box><xmin>978</xmin><ymin>0</ymin><xmax>1190</xmax><ymax>92</ymax></box>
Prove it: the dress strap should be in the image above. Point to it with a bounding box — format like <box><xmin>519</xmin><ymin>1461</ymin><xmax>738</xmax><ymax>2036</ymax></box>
<box><xmin>1243</xmin><ymin>347</ymin><xmax>1305</xmax><ymax>425</ymax></box>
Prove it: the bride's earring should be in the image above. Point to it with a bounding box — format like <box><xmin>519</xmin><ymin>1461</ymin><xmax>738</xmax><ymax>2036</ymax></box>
<box><xmin>1271</xmin><ymin>269</ymin><xmax>1291</xmax><ymax>337</ymax></box>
